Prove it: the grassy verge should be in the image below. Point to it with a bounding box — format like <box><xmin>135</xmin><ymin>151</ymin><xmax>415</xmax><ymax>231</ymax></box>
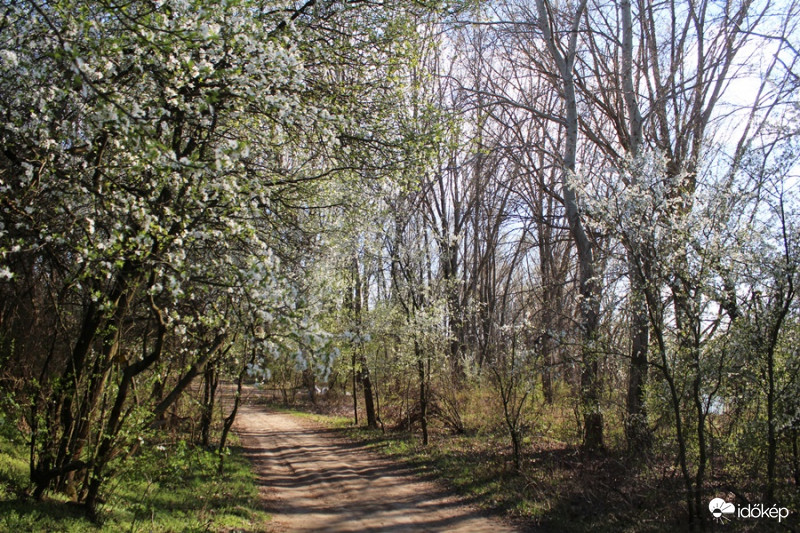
<box><xmin>0</xmin><ymin>433</ymin><xmax>270</xmax><ymax>532</ymax></box>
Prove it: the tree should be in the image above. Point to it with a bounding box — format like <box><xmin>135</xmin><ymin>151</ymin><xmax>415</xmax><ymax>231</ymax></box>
<box><xmin>531</xmin><ymin>0</ymin><xmax>604</xmax><ymax>451</ymax></box>
<box><xmin>0</xmin><ymin>0</ymin><xmax>433</xmax><ymax>513</ymax></box>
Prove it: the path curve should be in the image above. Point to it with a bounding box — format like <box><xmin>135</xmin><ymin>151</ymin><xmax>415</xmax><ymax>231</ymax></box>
<box><xmin>234</xmin><ymin>402</ymin><xmax>519</xmax><ymax>532</ymax></box>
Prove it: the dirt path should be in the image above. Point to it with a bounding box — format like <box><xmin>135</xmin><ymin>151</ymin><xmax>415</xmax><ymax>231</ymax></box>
<box><xmin>234</xmin><ymin>402</ymin><xmax>519</xmax><ymax>532</ymax></box>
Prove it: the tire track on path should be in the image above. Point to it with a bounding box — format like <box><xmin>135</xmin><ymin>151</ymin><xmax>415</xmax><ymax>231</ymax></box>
<box><xmin>234</xmin><ymin>402</ymin><xmax>520</xmax><ymax>532</ymax></box>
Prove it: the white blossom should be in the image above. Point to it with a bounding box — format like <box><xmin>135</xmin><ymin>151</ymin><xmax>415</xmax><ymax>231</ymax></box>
<box><xmin>0</xmin><ymin>50</ymin><xmax>18</xmax><ymax>67</ymax></box>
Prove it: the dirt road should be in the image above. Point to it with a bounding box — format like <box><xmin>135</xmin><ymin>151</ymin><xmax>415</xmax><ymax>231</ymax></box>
<box><xmin>234</xmin><ymin>403</ymin><xmax>519</xmax><ymax>532</ymax></box>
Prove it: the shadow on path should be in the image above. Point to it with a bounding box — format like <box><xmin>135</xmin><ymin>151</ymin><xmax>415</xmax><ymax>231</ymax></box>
<box><xmin>234</xmin><ymin>404</ymin><xmax>520</xmax><ymax>533</ymax></box>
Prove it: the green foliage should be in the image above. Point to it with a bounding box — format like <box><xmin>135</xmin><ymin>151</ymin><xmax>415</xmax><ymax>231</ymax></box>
<box><xmin>0</xmin><ymin>433</ymin><xmax>270</xmax><ymax>532</ymax></box>
<box><xmin>0</xmin><ymin>0</ymin><xmax>797</xmax><ymax>529</ymax></box>
<box><xmin>0</xmin><ymin>435</ymin><xmax>28</xmax><ymax>502</ymax></box>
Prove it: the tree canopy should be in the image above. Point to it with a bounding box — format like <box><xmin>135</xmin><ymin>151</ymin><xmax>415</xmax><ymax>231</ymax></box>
<box><xmin>1</xmin><ymin>0</ymin><xmax>799</xmax><ymax>529</ymax></box>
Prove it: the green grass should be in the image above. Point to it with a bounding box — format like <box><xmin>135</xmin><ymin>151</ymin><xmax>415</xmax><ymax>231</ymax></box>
<box><xmin>267</xmin><ymin>403</ymin><xmax>353</xmax><ymax>429</ymax></box>
<box><xmin>345</xmin><ymin>429</ymin><xmax>539</xmax><ymax>518</ymax></box>
<box><xmin>0</xmin><ymin>433</ymin><xmax>271</xmax><ymax>532</ymax></box>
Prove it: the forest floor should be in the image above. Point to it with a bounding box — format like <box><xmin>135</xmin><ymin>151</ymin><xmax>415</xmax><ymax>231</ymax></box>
<box><xmin>233</xmin><ymin>399</ymin><xmax>520</xmax><ymax>532</ymax></box>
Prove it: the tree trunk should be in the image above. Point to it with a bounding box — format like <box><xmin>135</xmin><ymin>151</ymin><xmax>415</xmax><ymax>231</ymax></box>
<box><xmin>620</xmin><ymin>0</ymin><xmax>652</xmax><ymax>454</ymax></box>
<box><xmin>626</xmin><ymin>264</ymin><xmax>652</xmax><ymax>452</ymax></box>
<box><xmin>360</xmin><ymin>353</ymin><xmax>378</xmax><ymax>429</ymax></box>
<box><xmin>83</xmin><ymin>309</ymin><xmax>170</xmax><ymax>517</ymax></box>
<box><xmin>535</xmin><ymin>0</ymin><xmax>603</xmax><ymax>451</ymax></box>
<box><xmin>792</xmin><ymin>428</ymin><xmax>799</xmax><ymax>487</ymax></box>
<box><xmin>200</xmin><ymin>361</ymin><xmax>219</xmax><ymax>447</ymax></box>
<box><xmin>416</xmin><ymin>339</ymin><xmax>428</xmax><ymax>445</ymax></box>
<box><xmin>218</xmin><ymin>348</ymin><xmax>254</xmax><ymax>473</ymax></box>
